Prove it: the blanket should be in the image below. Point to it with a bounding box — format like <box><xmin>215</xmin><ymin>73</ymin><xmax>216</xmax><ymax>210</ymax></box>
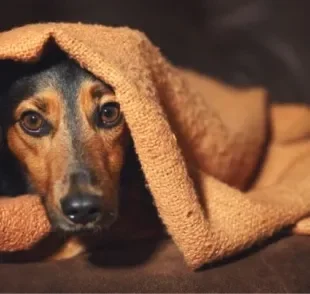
<box><xmin>0</xmin><ymin>23</ymin><xmax>309</xmax><ymax>269</ymax></box>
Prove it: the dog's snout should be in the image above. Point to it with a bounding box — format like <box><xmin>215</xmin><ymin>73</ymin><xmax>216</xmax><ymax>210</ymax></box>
<box><xmin>61</xmin><ymin>194</ymin><xmax>102</xmax><ymax>225</ymax></box>
<box><xmin>70</xmin><ymin>170</ymin><xmax>91</xmax><ymax>186</ymax></box>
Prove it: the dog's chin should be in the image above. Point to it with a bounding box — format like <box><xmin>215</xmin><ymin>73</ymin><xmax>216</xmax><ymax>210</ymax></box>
<box><xmin>55</xmin><ymin>219</ymin><xmax>104</xmax><ymax>235</ymax></box>
<box><xmin>45</xmin><ymin>207</ymin><xmax>112</xmax><ymax>235</ymax></box>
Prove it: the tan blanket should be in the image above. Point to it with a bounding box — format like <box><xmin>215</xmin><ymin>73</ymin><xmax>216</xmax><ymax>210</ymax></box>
<box><xmin>0</xmin><ymin>23</ymin><xmax>309</xmax><ymax>269</ymax></box>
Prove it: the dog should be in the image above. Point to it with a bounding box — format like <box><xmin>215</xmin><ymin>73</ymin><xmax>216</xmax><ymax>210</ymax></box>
<box><xmin>0</xmin><ymin>51</ymin><xmax>163</xmax><ymax>260</ymax></box>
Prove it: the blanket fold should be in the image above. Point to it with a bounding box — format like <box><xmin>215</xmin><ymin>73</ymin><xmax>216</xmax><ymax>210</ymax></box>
<box><xmin>0</xmin><ymin>23</ymin><xmax>310</xmax><ymax>269</ymax></box>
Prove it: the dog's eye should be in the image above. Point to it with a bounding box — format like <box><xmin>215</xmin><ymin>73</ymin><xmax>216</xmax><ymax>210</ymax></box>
<box><xmin>98</xmin><ymin>102</ymin><xmax>122</xmax><ymax>128</ymax></box>
<box><xmin>20</xmin><ymin>111</ymin><xmax>49</xmax><ymax>136</ymax></box>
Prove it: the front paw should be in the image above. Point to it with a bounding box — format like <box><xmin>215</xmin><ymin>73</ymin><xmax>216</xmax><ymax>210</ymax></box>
<box><xmin>292</xmin><ymin>217</ymin><xmax>310</xmax><ymax>235</ymax></box>
<box><xmin>46</xmin><ymin>237</ymin><xmax>86</xmax><ymax>261</ymax></box>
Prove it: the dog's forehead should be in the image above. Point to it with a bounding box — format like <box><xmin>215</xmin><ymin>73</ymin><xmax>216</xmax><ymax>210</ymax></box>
<box><xmin>6</xmin><ymin>59</ymin><xmax>100</xmax><ymax>109</ymax></box>
<box><xmin>33</xmin><ymin>60</ymin><xmax>96</xmax><ymax>95</ymax></box>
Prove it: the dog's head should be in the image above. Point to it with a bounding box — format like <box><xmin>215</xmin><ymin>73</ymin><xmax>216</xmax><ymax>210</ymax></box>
<box><xmin>0</xmin><ymin>56</ymin><xmax>130</xmax><ymax>233</ymax></box>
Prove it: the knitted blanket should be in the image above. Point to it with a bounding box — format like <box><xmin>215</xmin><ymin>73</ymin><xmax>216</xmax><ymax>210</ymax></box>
<box><xmin>0</xmin><ymin>23</ymin><xmax>309</xmax><ymax>269</ymax></box>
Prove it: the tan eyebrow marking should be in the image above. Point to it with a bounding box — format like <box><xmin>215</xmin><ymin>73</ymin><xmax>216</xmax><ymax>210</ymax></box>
<box><xmin>32</xmin><ymin>97</ymin><xmax>48</xmax><ymax>113</ymax></box>
<box><xmin>90</xmin><ymin>81</ymin><xmax>114</xmax><ymax>100</ymax></box>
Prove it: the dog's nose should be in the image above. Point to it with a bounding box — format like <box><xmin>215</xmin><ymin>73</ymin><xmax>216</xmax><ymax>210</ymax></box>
<box><xmin>61</xmin><ymin>194</ymin><xmax>102</xmax><ymax>225</ymax></box>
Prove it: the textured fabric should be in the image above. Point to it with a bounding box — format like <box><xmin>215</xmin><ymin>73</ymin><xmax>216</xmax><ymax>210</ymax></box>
<box><xmin>0</xmin><ymin>23</ymin><xmax>310</xmax><ymax>269</ymax></box>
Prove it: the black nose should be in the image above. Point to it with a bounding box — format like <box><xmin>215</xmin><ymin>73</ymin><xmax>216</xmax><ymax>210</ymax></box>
<box><xmin>61</xmin><ymin>194</ymin><xmax>102</xmax><ymax>225</ymax></box>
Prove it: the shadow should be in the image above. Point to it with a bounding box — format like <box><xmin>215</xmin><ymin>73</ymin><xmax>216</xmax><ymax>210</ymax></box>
<box><xmin>0</xmin><ymin>230</ymin><xmax>167</xmax><ymax>268</ymax></box>
<box><xmin>87</xmin><ymin>236</ymin><xmax>166</xmax><ymax>268</ymax></box>
<box><xmin>243</xmin><ymin>92</ymin><xmax>273</xmax><ymax>191</ymax></box>
<box><xmin>0</xmin><ymin>232</ymin><xmax>70</xmax><ymax>263</ymax></box>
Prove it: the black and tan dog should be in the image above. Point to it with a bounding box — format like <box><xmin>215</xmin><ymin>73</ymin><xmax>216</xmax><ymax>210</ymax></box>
<box><xmin>0</xmin><ymin>51</ymin><xmax>162</xmax><ymax>260</ymax></box>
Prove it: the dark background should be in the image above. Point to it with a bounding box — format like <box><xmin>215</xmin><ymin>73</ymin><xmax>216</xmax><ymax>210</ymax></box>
<box><xmin>0</xmin><ymin>2</ymin><xmax>310</xmax><ymax>292</ymax></box>
<box><xmin>1</xmin><ymin>0</ymin><xmax>310</xmax><ymax>103</ymax></box>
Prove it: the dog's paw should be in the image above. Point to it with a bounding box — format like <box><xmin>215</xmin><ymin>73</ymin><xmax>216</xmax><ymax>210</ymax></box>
<box><xmin>292</xmin><ymin>217</ymin><xmax>310</xmax><ymax>235</ymax></box>
<box><xmin>46</xmin><ymin>237</ymin><xmax>86</xmax><ymax>261</ymax></box>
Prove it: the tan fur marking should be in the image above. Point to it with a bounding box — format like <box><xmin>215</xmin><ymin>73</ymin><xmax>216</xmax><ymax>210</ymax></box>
<box><xmin>8</xmin><ymin>77</ymin><xmax>130</xmax><ymax>238</ymax></box>
<box><xmin>7</xmin><ymin>88</ymin><xmax>72</xmax><ymax>202</ymax></box>
<box><xmin>47</xmin><ymin>237</ymin><xmax>86</xmax><ymax>261</ymax></box>
<box><xmin>77</xmin><ymin>80</ymin><xmax>129</xmax><ymax>210</ymax></box>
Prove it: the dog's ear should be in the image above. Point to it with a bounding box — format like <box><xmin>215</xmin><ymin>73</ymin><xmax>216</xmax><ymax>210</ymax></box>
<box><xmin>0</xmin><ymin>60</ymin><xmax>26</xmax><ymax>146</ymax></box>
<box><xmin>0</xmin><ymin>60</ymin><xmax>25</xmax><ymax>95</ymax></box>
<box><xmin>0</xmin><ymin>125</ymin><xmax>3</xmax><ymax>149</ymax></box>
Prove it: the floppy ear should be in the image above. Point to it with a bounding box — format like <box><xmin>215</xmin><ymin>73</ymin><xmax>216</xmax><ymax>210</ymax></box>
<box><xmin>0</xmin><ymin>61</ymin><xmax>13</xmax><ymax>148</ymax></box>
<box><xmin>0</xmin><ymin>60</ymin><xmax>29</xmax><ymax>150</ymax></box>
<box><xmin>0</xmin><ymin>126</ymin><xmax>3</xmax><ymax>149</ymax></box>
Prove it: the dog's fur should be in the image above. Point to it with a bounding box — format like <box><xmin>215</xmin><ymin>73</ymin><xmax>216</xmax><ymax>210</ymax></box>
<box><xmin>0</xmin><ymin>51</ymin><xmax>163</xmax><ymax>260</ymax></box>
